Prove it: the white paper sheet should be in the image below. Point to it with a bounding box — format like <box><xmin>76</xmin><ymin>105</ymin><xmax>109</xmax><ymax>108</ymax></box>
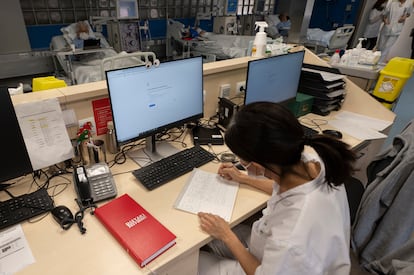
<box><xmin>328</xmin><ymin>110</ymin><xmax>393</xmax><ymax>140</ymax></box>
<box><xmin>14</xmin><ymin>98</ymin><xmax>74</xmax><ymax>170</ymax></box>
<box><xmin>302</xmin><ymin>67</ymin><xmax>345</xmax><ymax>82</ymax></box>
<box><xmin>334</xmin><ymin>111</ymin><xmax>393</xmax><ymax>131</ymax></box>
<box><xmin>0</xmin><ymin>225</ymin><xmax>35</xmax><ymax>275</ymax></box>
<box><xmin>328</xmin><ymin>119</ymin><xmax>387</xmax><ymax>140</ymax></box>
<box><xmin>174</xmin><ymin>168</ymin><xmax>239</xmax><ymax>222</ymax></box>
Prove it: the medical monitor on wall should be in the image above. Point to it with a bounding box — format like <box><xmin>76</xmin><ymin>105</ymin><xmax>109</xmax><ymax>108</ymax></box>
<box><xmin>106</xmin><ymin>56</ymin><xmax>203</xmax><ymax>163</ymax></box>
<box><xmin>116</xmin><ymin>0</ymin><xmax>139</xmax><ymax>19</ymax></box>
<box><xmin>244</xmin><ymin>50</ymin><xmax>305</xmax><ymax>106</ymax></box>
<box><xmin>0</xmin><ymin>87</ymin><xmax>33</xmax><ymax>188</ymax></box>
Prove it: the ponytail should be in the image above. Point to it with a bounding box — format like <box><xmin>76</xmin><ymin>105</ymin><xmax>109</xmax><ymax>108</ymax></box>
<box><xmin>306</xmin><ymin>135</ymin><xmax>356</xmax><ymax>187</ymax></box>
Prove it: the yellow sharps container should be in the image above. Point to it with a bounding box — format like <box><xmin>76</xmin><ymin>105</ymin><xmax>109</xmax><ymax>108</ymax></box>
<box><xmin>32</xmin><ymin>76</ymin><xmax>67</xmax><ymax>92</ymax></box>
<box><xmin>372</xmin><ymin>57</ymin><xmax>414</xmax><ymax>109</ymax></box>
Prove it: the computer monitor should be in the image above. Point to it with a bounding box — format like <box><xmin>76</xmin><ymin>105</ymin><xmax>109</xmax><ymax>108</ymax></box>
<box><xmin>106</xmin><ymin>56</ymin><xmax>204</xmax><ymax>164</ymax></box>
<box><xmin>244</xmin><ymin>50</ymin><xmax>305</xmax><ymax>106</ymax></box>
<box><xmin>0</xmin><ymin>87</ymin><xmax>33</xmax><ymax>188</ymax></box>
<box><xmin>116</xmin><ymin>0</ymin><xmax>139</xmax><ymax>19</ymax></box>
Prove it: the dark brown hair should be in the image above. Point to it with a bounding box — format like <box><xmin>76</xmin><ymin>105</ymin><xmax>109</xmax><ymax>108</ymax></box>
<box><xmin>225</xmin><ymin>102</ymin><xmax>356</xmax><ymax>187</ymax></box>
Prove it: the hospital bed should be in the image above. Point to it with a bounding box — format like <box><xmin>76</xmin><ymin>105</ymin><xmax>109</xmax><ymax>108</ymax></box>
<box><xmin>304</xmin><ymin>26</ymin><xmax>355</xmax><ymax>54</ymax></box>
<box><xmin>51</xmin><ymin>21</ymin><xmax>157</xmax><ymax>84</ymax></box>
<box><xmin>166</xmin><ymin>19</ymin><xmax>257</xmax><ymax>61</ymax></box>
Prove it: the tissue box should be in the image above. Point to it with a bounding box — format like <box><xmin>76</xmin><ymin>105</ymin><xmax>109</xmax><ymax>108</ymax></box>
<box><xmin>32</xmin><ymin>76</ymin><xmax>67</xmax><ymax>92</ymax></box>
<box><xmin>288</xmin><ymin>92</ymin><xmax>314</xmax><ymax>117</ymax></box>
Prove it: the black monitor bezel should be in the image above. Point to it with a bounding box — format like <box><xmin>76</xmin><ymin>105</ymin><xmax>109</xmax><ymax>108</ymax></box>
<box><xmin>0</xmin><ymin>87</ymin><xmax>33</xmax><ymax>183</ymax></box>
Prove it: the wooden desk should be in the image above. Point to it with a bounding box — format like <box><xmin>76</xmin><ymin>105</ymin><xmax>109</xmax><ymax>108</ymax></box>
<box><xmin>10</xmin><ymin>141</ymin><xmax>269</xmax><ymax>275</ymax></box>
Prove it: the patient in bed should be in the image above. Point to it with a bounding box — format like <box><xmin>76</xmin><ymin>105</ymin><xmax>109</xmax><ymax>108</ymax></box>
<box><xmin>73</xmin><ymin>21</ymin><xmax>96</xmax><ymax>49</ymax></box>
<box><xmin>181</xmin><ymin>26</ymin><xmax>206</xmax><ymax>40</ymax></box>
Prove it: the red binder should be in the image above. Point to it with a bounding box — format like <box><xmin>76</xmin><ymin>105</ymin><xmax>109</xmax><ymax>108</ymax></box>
<box><xmin>94</xmin><ymin>194</ymin><xmax>176</xmax><ymax>267</ymax></box>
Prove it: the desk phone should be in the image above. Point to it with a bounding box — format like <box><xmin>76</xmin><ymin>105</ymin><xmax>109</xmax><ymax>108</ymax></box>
<box><xmin>73</xmin><ymin>163</ymin><xmax>117</xmax><ymax>206</ymax></box>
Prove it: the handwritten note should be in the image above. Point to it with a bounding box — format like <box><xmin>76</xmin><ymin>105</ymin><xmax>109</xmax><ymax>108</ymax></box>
<box><xmin>174</xmin><ymin>168</ymin><xmax>239</xmax><ymax>222</ymax></box>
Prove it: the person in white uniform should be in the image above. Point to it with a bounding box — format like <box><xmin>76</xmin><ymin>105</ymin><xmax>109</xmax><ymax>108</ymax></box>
<box><xmin>198</xmin><ymin>102</ymin><xmax>356</xmax><ymax>275</ymax></box>
<box><xmin>377</xmin><ymin>0</ymin><xmax>412</xmax><ymax>63</ymax></box>
<box><xmin>363</xmin><ymin>0</ymin><xmax>387</xmax><ymax>50</ymax></box>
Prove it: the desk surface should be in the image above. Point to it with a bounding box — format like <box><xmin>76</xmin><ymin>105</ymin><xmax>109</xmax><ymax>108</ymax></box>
<box><xmin>9</xmin><ymin>139</ymin><xmax>269</xmax><ymax>275</ymax></box>
<box><xmin>9</xmin><ymin>108</ymin><xmax>385</xmax><ymax>275</ymax></box>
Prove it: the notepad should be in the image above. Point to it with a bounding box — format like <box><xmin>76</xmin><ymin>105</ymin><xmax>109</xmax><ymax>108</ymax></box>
<box><xmin>174</xmin><ymin>168</ymin><xmax>239</xmax><ymax>221</ymax></box>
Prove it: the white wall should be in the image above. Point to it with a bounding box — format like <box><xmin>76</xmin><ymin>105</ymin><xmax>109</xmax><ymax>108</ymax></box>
<box><xmin>0</xmin><ymin>0</ymin><xmax>30</xmax><ymax>54</ymax></box>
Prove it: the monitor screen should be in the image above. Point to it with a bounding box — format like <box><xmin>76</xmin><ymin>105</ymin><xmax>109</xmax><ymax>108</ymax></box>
<box><xmin>116</xmin><ymin>0</ymin><xmax>139</xmax><ymax>19</ymax></box>
<box><xmin>106</xmin><ymin>56</ymin><xmax>204</xmax><ymax>149</ymax></box>
<box><xmin>244</xmin><ymin>51</ymin><xmax>305</xmax><ymax>106</ymax></box>
<box><xmin>0</xmin><ymin>87</ymin><xmax>33</xmax><ymax>184</ymax></box>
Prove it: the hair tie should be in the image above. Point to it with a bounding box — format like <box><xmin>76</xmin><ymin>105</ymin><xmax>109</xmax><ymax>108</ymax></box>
<box><xmin>303</xmin><ymin>136</ymin><xmax>312</xmax><ymax>146</ymax></box>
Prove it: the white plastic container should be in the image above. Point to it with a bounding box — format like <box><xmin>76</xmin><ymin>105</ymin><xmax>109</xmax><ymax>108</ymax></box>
<box><xmin>340</xmin><ymin>50</ymin><xmax>350</xmax><ymax>66</ymax></box>
<box><xmin>329</xmin><ymin>50</ymin><xmax>341</xmax><ymax>65</ymax></box>
<box><xmin>251</xmin><ymin>22</ymin><xmax>268</xmax><ymax>58</ymax></box>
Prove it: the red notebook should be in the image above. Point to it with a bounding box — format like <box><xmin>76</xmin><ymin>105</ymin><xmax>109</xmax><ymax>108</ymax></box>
<box><xmin>94</xmin><ymin>194</ymin><xmax>176</xmax><ymax>267</ymax></box>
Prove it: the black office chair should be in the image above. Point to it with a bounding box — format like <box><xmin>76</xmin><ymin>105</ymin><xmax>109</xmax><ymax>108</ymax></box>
<box><xmin>344</xmin><ymin>177</ymin><xmax>364</xmax><ymax>226</ymax></box>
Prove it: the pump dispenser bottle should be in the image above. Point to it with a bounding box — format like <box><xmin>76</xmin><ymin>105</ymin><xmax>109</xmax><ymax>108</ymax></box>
<box><xmin>251</xmin><ymin>22</ymin><xmax>268</xmax><ymax>58</ymax></box>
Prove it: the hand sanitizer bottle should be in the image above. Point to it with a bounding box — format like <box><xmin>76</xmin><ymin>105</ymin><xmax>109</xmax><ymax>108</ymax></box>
<box><xmin>252</xmin><ymin>22</ymin><xmax>268</xmax><ymax>58</ymax></box>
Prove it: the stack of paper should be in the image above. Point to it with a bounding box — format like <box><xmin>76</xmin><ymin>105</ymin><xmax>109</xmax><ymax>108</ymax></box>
<box><xmin>299</xmin><ymin>66</ymin><xmax>346</xmax><ymax>116</ymax></box>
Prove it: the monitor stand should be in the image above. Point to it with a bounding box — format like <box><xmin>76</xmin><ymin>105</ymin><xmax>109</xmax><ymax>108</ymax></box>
<box><xmin>127</xmin><ymin>135</ymin><xmax>180</xmax><ymax>167</ymax></box>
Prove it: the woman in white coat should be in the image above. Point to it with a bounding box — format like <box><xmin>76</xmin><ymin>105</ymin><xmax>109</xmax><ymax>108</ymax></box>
<box><xmin>363</xmin><ymin>0</ymin><xmax>387</xmax><ymax>49</ymax></box>
<box><xmin>198</xmin><ymin>102</ymin><xmax>356</xmax><ymax>275</ymax></box>
<box><xmin>377</xmin><ymin>0</ymin><xmax>413</xmax><ymax>63</ymax></box>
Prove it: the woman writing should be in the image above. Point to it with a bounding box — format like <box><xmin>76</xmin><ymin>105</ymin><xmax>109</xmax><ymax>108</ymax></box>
<box><xmin>198</xmin><ymin>102</ymin><xmax>356</xmax><ymax>275</ymax></box>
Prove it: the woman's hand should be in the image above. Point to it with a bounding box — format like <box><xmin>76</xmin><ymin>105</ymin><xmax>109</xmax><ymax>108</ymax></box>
<box><xmin>198</xmin><ymin>212</ymin><xmax>262</xmax><ymax>275</ymax></box>
<box><xmin>218</xmin><ymin>162</ymin><xmax>274</xmax><ymax>195</ymax></box>
<box><xmin>198</xmin><ymin>212</ymin><xmax>232</xmax><ymax>241</ymax></box>
<box><xmin>218</xmin><ymin>163</ymin><xmax>244</xmax><ymax>182</ymax></box>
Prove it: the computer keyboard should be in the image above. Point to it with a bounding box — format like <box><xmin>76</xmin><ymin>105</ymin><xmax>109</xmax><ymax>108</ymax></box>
<box><xmin>0</xmin><ymin>188</ymin><xmax>54</xmax><ymax>230</ymax></box>
<box><xmin>132</xmin><ymin>145</ymin><xmax>216</xmax><ymax>190</ymax></box>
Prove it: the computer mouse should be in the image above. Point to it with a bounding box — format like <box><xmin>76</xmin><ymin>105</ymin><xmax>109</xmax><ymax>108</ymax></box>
<box><xmin>51</xmin><ymin>205</ymin><xmax>74</xmax><ymax>225</ymax></box>
<box><xmin>322</xmin><ymin>129</ymin><xmax>343</xmax><ymax>139</ymax></box>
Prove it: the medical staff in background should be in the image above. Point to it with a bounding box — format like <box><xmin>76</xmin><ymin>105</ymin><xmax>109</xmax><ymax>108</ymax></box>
<box><xmin>363</xmin><ymin>0</ymin><xmax>388</xmax><ymax>50</ymax></box>
<box><xmin>377</xmin><ymin>0</ymin><xmax>413</xmax><ymax>63</ymax></box>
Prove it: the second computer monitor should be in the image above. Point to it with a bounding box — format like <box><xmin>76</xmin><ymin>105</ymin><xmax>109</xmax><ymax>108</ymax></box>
<box><xmin>244</xmin><ymin>51</ymin><xmax>305</xmax><ymax>106</ymax></box>
<box><xmin>0</xmin><ymin>87</ymin><xmax>33</xmax><ymax>184</ymax></box>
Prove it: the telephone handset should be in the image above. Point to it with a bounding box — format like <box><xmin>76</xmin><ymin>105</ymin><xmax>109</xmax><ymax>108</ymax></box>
<box><xmin>73</xmin><ymin>163</ymin><xmax>117</xmax><ymax>206</ymax></box>
<box><xmin>74</xmin><ymin>166</ymin><xmax>93</xmax><ymax>205</ymax></box>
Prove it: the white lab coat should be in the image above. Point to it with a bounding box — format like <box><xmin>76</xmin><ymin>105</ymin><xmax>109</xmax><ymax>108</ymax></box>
<box><xmin>378</xmin><ymin>0</ymin><xmax>413</xmax><ymax>62</ymax></box>
<box><xmin>199</xmin><ymin>153</ymin><xmax>351</xmax><ymax>275</ymax></box>
<box><xmin>364</xmin><ymin>8</ymin><xmax>384</xmax><ymax>39</ymax></box>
